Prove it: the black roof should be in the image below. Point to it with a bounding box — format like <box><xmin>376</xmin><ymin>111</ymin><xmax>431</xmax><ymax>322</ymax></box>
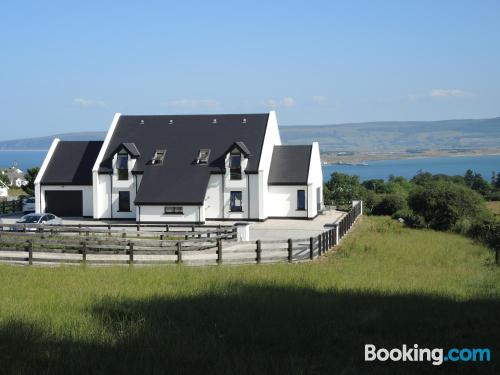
<box><xmin>41</xmin><ymin>141</ymin><xmax>103</xmax><ymax>185</ymax></box>
<box><xmin>268</xmin><ymin>145</ymin><xmax>312</xmax><ymax>185</ymax></box>
<box><xmin>99</xmin><ymin>114</ymin><xmax>269</xmax><ymax>205</ymax></box>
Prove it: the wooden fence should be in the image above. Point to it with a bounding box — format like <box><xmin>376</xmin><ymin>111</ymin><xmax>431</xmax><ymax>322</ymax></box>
<box><xmin>0</xmin><ymin>202</ymin><xmax>362</xmax><ymax>266</ymax></box>
<box><xmin>0</xmin><ymin>199</ymin><xmax>23</xmax><ymax>215</ymax></box>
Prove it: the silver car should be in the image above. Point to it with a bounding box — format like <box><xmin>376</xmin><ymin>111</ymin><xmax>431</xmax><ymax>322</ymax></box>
<box><xmin>22</xmin><ymin>197</ymin><xmax>36</xmax><ymax>214</ymax></box>
<box><xmin>14</xmin><ymin>213</ymin><xmax>63</xmax><ymax>230</ymax></box>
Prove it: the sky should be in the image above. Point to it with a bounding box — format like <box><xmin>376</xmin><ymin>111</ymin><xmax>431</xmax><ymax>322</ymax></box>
<box><xmin>1</xmin><ymin>0</ymin><xmax>499</xmax><ymax>140</ymax></box>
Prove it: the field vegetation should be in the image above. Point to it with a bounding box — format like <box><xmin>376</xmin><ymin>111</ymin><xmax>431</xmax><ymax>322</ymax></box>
<box><xmin>0</xmin><ymin>216</ymin><xmax>499</xmax><ymax>374</ymax></box>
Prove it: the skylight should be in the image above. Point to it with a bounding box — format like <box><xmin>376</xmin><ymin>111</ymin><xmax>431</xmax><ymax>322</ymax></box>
<box><xmin>152</xmin><ymin>149</ymin><xmax>166</xmax><ymax>165</ymax></box>
<box><xmin>196</xmin><ymin>149</ymin><xmax>211</xmax><ymax>165</ymax></box>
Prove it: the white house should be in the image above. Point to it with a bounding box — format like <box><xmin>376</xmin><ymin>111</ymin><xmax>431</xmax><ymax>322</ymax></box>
<box><xmin>35</xmin><ymin>111</ymin><xmax>323</xmax><ymax>223</ymax></box>
<box><xmin>0</xmin><ymin>180</ymin><xmax>9</xmax><ymax>198</ymax></box>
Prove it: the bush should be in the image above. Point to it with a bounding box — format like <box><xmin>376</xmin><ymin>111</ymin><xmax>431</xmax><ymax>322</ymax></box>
<box><xmin>486</xmin><ymin>190</ymin><xmax>500</xmax><ymax>201</ymax></box>
<box><xmin>391</xmin><ymin>209</ymin><xmax>426</xmax><ymax>228</ymax></box>
<box><xmin>408</xmin><ymin>181</ymin><xmax>491</xmax><ymax>231</ymax></box>
<box><xmin>372</xmin><ymin>193</ymin><xmax>408</xmax><ymax>216</ymax></box>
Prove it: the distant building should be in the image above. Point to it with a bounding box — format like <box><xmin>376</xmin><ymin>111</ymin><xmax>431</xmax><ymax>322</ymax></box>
<box><xmin>0</xmin><ymin>165</ymin><xmax>28</xmax><ymax>187</ymax></box>
<box><xmin>0</xmin><ymin>180</ymin><xmax>9</xmax><ymax>198</ymax></box>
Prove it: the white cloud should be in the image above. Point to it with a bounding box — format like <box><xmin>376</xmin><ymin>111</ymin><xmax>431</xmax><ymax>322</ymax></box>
<box><xmin>312</xmin><ymin>95</ymin><xmax>327</xmax><ymax>104</ymax></box>
<box><xmin>267</xmin><ymin>97</ymin><xmax>296</xmax><ymax>108</ymax></box>
<box><xmin>73</xmin><ymin>97</ymin><xmax>106</xmax><ymax>107</ymax></box>
<box><xmin>165</xmin><ymin>99</ymin><xmax>220</xmax><ymax>109</ymax></box>
<box><xmin>429</xmin><ymin>89</ymin><xmax>475</xmax><ymax>98</ymax></box>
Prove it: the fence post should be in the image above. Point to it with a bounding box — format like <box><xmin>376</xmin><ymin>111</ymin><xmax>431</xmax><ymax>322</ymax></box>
<box><xmin>136</xmin><ymin>223</ymin><xmax>140</xmax><ymax>237</ymax></box>
<box><xmin>177</xmin><ymin>242</ymin><xmax>182</xmax><ymax>264</ymax></box>
<box><xmin>256</xmin><ymin>240</ymin><xmax>261</xmax><ymax>264</ymax></box>
<box><xmin>108</xmin><ymin>224</ymin><xmax>111</xmax><ymax>236</ymax></box>
<box><xmin>309</xmin><ymin>237</ymin><xmax>314</xmax><ymax>260</ymax></box>
<box><xmin>317</xmin><ymin>234</ymin><xmax>322</xmax><ymax>256</ymax></box>
<box><xmin>288</xmin><ymin>238</ymin><xmax>293</xmax><ymax>262</ymax></box>
<box><xmin>166</xmin><ymin>224</ymin><xmax>169</xmax><ymax>232</ymax></box>
<box><xmin>26</xmin><ymin>239</ymin><xmax>33</xmax><ymax>265</ymax></box>
<box><xmin>78</xmin><ymin>223</ymin><xmax>82</xmax><ymax>236</ymax></box>
<box><xmin>82</xmin><ymin>240</ymin><xmax>87</xmax><ymax>263</ymax></box>
<box><xmin>129</xmin><ymin>241</ymin><xmax>134</xmax><ymax>265</ymax></box>
<box><xmin>217</xmin><ymin>239</ymin><xmax>222</xmax><ymax>264</ymax></box>
<box><xmin>122</xmin><ymin>231</ymin><xmax>126</xmax><ymax>240</ymax></box>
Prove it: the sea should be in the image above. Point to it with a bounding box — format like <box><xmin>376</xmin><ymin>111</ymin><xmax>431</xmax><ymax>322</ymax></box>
<box><xmin>1</xmin><ymin>150</ymin><xmax>499</xmax><ymax>182</ymax></box>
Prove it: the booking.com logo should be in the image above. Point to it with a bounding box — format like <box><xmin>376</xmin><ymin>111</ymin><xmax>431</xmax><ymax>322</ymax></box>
<box><xmin>365</xmin><ymin>344</ymin><xmax>491</xmax><ymax>366</ymax></box>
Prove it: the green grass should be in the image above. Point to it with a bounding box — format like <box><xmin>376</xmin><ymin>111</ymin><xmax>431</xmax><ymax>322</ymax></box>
<box><xmin>0</xmin><ymin>216</ymin><xmax>499</xmax><ymax>374</ymax></box>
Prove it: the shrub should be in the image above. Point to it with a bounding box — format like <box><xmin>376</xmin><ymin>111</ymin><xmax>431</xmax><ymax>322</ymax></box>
<box><xmin>372</xmin><ymin>193</ymin><xmax>408</xmax><ymax>216</ymax></box>
<box><xmin>391</xmin><ymin>209</ymin><xmax>426</xmax><ymax>228</ymax></box>
<box><xmin>408</xmin><ymin>181</ymin><xmax>491</xmax><ymax>231</ymax></box>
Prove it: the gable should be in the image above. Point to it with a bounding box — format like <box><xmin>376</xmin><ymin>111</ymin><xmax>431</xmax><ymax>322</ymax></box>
<box><xmin>268</xmin><ymin>145</ymin><xmax>312</xmax><ymax>185</ymax></box>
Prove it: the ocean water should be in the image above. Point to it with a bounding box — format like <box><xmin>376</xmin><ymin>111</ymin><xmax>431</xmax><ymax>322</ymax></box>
<box><xmin>0</xmin><ymin>150</ymin><xmax>47</xmax><ymax>171</ymax></box>
<box><xmin>323</xmin><ymin>154</ymin><xmax>500</xmax><ymax>181</ymax></box>
<box><xmin>1</xmin><ymin>150</ymin><xmax>499</xmax><ymax>182</ymax></box>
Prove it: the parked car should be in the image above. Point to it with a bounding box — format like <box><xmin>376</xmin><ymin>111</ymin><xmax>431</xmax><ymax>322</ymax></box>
<box><xmin>13</xmin><ymin>213</ymin><xmax>63</xmax><ymax>231</ymax></box>
<box><xmin>22</xmin><ymin>197</ymin><xmax>35</xmax><ymax>214</ymax></box>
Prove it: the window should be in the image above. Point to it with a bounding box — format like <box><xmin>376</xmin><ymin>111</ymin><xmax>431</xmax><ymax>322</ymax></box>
<box><xmin>230</xmin><ymin>191</ymin><xmax>243</xmax><ymax>212</ymax></box>
<box><xmin>230</xmin><ymin>150</ymin><xmax>242</xmax><ymax>180</ymax></box>
<box><xmin>164</xmin><ymin>206</ymin><xmax>183</xmax><ymax>215</ymax></box>
<box><xmin>152</xmin><ymin>149</ymin><xmax>166</xmax><ymax>165</ymax></box>
<box><xmin>117</xmin><ymin>151</ymin><xmax>129</xmax><ymax>180</ymax></box>
<box><xmin>297</xmin><ymin>190</ymin><xmax>306</xmax><ymax>210</ymax></box>
<box><xmin>118</xmin><ymin>191</ymin><xmax>131</xmax><ymax>212</ymax></box>
<box><xmin>196</xmin><ymin>149</ymin><xmax>210</xmax><ymax>165</ymax></box>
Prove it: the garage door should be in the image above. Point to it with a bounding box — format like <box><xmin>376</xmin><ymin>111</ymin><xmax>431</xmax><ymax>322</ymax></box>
<box><xmin>45</xmin><ymin>190</ymin><xmax>83</xmax><ymax>217</ymax></box>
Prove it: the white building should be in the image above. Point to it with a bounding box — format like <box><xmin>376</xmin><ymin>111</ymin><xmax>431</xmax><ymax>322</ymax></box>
<box><xmin>35</xmin><ymin>111</ymin><xmax>323</xmax><ymax>223</ymax></box>
<box><xmin>0</xmin><ymin>180</ymin><xmax>9</xmax><ymax>198</ymax></box>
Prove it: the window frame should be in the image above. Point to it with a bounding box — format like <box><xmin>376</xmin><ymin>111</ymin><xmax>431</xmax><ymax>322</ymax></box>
<box><xmin>229</xmin><ymin>150</ymin><xmax>242</xmax><ymax>180</ymax></box>
<box><xmin>116</xmin><ymin>151</ymin><xmax>129</xmax><ymax>180</ymax></box>
<box><xmin>297</xmin><ymin>190</ymin><xmax>306</xmax><ymax>211</ymax></box>
<box><xmin>118</xmin><ymin>191</ymin><xmax>131</xmax><ymax>212</ymax></box>
<box><xmin>164</xmin><ymin>206</ymin><xmax>184</xmax><ymax>215</ymax></box>
<box><xmin>152</xmin><ymin>149</ymin><xmax>166</xmax><ymax>165</ymax></box>
<box><xmin>230</xmin><ymin>191</ymin><xmax>243</xmax><ymax>212</ymax></box>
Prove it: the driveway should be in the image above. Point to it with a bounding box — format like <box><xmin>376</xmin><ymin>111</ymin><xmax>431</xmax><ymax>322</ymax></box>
<box><xmin>1</xmin><ymin>209</ymin><xmax>346</xmax><ymax>241</ymax></box>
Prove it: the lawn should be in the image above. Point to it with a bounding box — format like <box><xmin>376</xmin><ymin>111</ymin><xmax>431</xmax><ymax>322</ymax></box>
<box><xmin>0</xmin><ymin>216</ymin><xmax>499</xmax><ymax>374</ymax></box>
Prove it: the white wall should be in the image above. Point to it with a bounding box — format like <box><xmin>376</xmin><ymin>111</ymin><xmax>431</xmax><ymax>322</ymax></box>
<box><xmin>40</xmin><ymin>185</ymin><xmax>93</xmax><ymax>216</ymax></box>
<box><xmin>92</xmin><ymin>113</ymin><xmax>121</xmax><ymax>218</ymax></box>
<box><xmin>204</xmin><ymin>174</ymin><xmax>222</xmax><ymax>219</ymax></box>
<box><xmin>35</xmin><ymin>138</ymin><xmax>60</xmax><ymax>213</ymax></box>
<box><xmin>267</xmin><ymin>185</ymin><xmax>309</xmax><ymax>218</ymax></box>
<box><xmin>139</xmin><ymin>205</ymin><xmax>204</xmax><ymax>223</ymax></box>
<box><xmin>258</xmin><ymin>111</ymin><xmax>282</xmax><ymax>220</ymax></box>
<box><xmin>306</xmin><ymin>142</ymin><xmax>324</xmax><ymax>218</ymax></box>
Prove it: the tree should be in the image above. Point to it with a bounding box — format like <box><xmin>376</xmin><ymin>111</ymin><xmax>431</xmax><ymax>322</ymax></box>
<box><xmin>325</xmin><ymin>172</ymin><xmax>365</xmax><ymax>207</ymax></box>
<box><xmin>408</xmin><ymin>181</ymin><xmax>491</xmax><ymax>231</ymax></box>
<box><xmin>0</xmin><ymin>173</ymin><xmax>10</xmax><ymax>187</ymax></box>
<box><xmin>22</xmin><ymin>167</ymin><xmax>39</xmax><ymax>196</ymax></box>
<box><xmin>362</xmin><ymin>179</ymin><xmax>385</xmax><ymax>193</ymax></box>
<box><xmin>372</xmin><ymin>193</ymin><xmax>408</xmax><ymax>216</ymax></box>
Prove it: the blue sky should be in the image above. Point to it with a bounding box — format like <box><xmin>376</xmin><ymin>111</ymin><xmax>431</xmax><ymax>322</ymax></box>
<box><xmin>1</xmin><ymin>0</ymin><xmax>499</xmax><ymax>139</ymax></box>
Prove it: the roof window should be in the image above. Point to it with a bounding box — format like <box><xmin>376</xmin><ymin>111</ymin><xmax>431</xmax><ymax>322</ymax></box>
<box><xmin>196</xmin><ymin>149</ymin><xmax>211</xmax><ymax>165</ymax></box>
<box><xmin>152</xmin><ymin>149</ymin><xmax>166</xmax><ymax>165</ymax></box>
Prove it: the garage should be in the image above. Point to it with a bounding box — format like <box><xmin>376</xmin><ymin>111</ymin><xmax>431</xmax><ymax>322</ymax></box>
<box><xmin>45</xmin><ymin>190</ymin><xmax>83</xmax><ymax>217</ymax></box>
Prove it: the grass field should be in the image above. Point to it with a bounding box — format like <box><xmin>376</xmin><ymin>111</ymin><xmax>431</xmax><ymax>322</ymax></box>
<box><xmin>0</xmin><ymin>216</ymin><xmax>499</xmax><ymax>374</ymax></box>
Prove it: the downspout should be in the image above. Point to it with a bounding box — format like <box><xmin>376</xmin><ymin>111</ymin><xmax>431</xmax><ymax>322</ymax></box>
<box><xmin>306</xmin><ymin>185</ymin><xmax>309</xmax><ymax>218</ymax></box>
<box><xmin>221</xmin><ymin>174</ymin><xmax>225</xmax><ymax>219</ymax></box>
<box><xmin>135</xmin><ymin>175</ymin><xmax>140</xmax><ymax>223</ymax></box>
<box><xmin>110</xmin><ymin>174</ymin><xmax>113</xmax><ymax>219</ymax></box>
<box><xmin>247</xmin><ymin>174</ymin><xmax>250</xmax><ymax>219</ymax></box>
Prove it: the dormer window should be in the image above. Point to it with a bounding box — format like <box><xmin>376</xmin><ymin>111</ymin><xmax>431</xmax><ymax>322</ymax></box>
<box><xmin>117</xmin><ymin>150</ymin><xmax>129</xmax><ymax>180</ymax></box>
<box><xmin>196</xmin><ymin>149</ymin><xmax>210</xmax><ymax>165</ymax></box>
<box><xmin>230</xmin><ymin>149</ymin><xmax>242</xmax><ymax>180</ymax></box>
<box><xmin>152</xmin><ymin>149</ymin><xmax>166</xmax><ymax>165</ymax></box>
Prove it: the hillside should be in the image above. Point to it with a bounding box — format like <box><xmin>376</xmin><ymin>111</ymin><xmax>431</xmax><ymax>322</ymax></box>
<box><xmin>1</xmin><ymin>117</ymin><xmax>499</xmax><ymax>152</ymax></box>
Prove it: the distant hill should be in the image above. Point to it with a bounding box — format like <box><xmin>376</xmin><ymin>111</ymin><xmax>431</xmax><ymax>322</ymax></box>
<box><xmin>1</xmin><ymin>117</ymin><xmax>499</xmax><ymax>152</ymax></box>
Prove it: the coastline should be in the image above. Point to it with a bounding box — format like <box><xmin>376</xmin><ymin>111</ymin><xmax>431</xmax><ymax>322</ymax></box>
<box><xmin>321</xmin><ymin>148</ymin><xmax>500</xmax><ymax>165</ymax></box>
